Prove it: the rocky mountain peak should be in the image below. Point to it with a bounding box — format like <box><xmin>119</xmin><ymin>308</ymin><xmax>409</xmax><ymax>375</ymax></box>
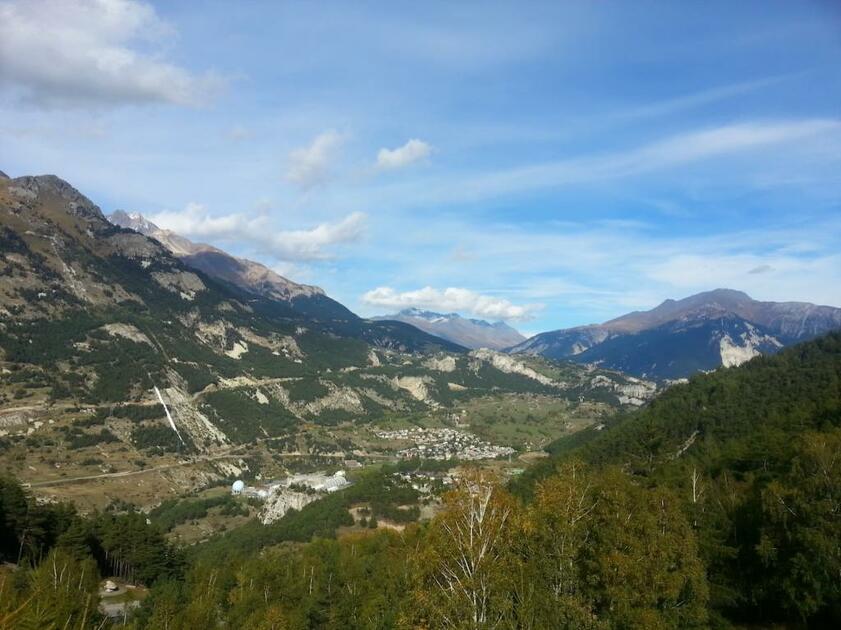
<box><xmin>107</xmin><ymin>210</ymin><xmax>326</xmax><ymax>302</ymax></box>
<box><xmin>7</xmin><ymin>174</ymin><xmax>105</xmax><ymax>222</ymax></box>
<box><xmin>399</xmin><ymin>308</ymin><xmax>457</xmax><ymax>321</ymax></box>
<box><xmin>510</xmin><ymin>288</ymin><xmax>841</xmax><ymax>379</ymax></box>
<box><xmin>110</xmin><ymin>209</ymin><xmax>160</xmax><ymax>234</ymax></box>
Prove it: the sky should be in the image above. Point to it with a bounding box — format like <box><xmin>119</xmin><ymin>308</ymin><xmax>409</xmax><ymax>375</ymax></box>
<box><xmin>2</xmin><ymin>0</ymin><xmax>840</xmax><ymax>335</ymax></box>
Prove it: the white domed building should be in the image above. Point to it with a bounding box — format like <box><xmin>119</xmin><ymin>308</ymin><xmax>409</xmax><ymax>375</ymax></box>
<box><xmin>231</xmin><ymin>480</ymin><xmax>245</xmax><ymax>495</ymax></box>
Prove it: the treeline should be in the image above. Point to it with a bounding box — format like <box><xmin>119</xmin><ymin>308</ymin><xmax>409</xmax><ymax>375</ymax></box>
<box><xmin>126</xmin><ymin>466</ymin><xmax>709</xmax><ymax>629</ymax></box>
<box><xmin>0</xmin><ymin>475</ymin><xmax>183</xmax><ymax>628</ymax></box>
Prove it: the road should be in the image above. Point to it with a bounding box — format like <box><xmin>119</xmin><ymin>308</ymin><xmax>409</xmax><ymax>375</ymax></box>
<box><xmin>23</xmin><ymin>445</ymin><xmax>392</xmax><ymax>488</ymax></box>
<box><xmin>24</xmin><ymin>450</ymin><xmax>247</xmax><ymax>487</ymax></box>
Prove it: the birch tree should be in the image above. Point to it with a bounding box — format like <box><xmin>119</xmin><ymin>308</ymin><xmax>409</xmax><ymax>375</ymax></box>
<box><xmin>521</xmin><ymin>461</ymin><xmax>604</xmax><ymax>629</ymax></box>
<box><xmin>409</xmin><ymin>471</ymin><xmax>517</xmax><ymax>629</ymax></box>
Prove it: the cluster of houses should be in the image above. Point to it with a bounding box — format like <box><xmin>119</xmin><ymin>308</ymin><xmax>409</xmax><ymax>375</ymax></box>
<box><xmin>373</xmin><ymin>427</ymin><xmax>515</xmax><ymax>461</ymax></box>
<box><xmin>392</xmin><ymin>469</ymin><xmax>456</xmax><ymax>494</ymax></box>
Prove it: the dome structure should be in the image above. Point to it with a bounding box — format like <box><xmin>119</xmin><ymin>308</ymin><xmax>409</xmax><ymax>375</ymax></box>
<box><xmin>231</xmin><ymin>480</ymin><xmax>245</xmax><ymax>494</ymax></box>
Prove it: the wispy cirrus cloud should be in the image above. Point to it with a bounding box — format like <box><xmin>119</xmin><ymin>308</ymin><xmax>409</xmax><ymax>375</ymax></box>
<box><xmin>610</xmin><ymin>75</ymin><xmax>792</xmax><ymax>123</ymax></box>
<box><xmin>284</xmin><ymin>130</ymin><xmax>343</xmax><ymax>190</ymax></box>
<box><xmin>149</xmin><ymin>202</ymin><xmax>365</xmax><ymax>262</ymax></box>
<box><xmin>372</xmin><ymin>119</ymin><xmax>841</xmax><ymax>206</ymax></box>
<box><xmin>454</xmin><ymin>119</ymin><xmax>841</xmax><ymax>198</ymax></box>
<box><xmin>0</xmin><ymin>0</ymin><xmax>224</xmax><ymax>108</ymax></box>
<box><xmin>376</xmin><ymin>139</ymin><xmax>433</xmax><ymax>170</ymax></box>
<box><xmin>355</xmin><ymin>208</ymin><xmax>841</xmax><ymax>329</ymax></box>
<box><xmin>362</xmin><ymin>285</ymin><xmax>541</xmax><ymax>321</ymax></box>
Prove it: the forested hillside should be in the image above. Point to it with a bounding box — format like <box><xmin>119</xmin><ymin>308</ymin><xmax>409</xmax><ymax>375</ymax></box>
<box><xmin>2</xmin><ymin>333</ymin><xmax>838</xmax><ymax>628</ymax></box>
<box><xmin>513</xmin><ymin>331</ymin><xmax>841</xmax><ymax>626</ymax></box>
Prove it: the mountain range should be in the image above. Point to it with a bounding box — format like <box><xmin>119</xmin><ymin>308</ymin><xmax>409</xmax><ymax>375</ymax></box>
<box><xmin>82</xmin><ymin>207</ymin><xmax>841</xmax><ymax>380</ymax></box>
<box><xmin>372</xmin><ymin>308</ymin><xmax>526</xmax><ymax>350</ymax></box>
<box><xmin>0</xmin><ymin>171</ymin><xmax>651</xmax><ymax>463</ymax></box>
<box><xmin>4</xmin><ymin>169</ymin><xmax>840</xmax><ymax>397</ymax></box>
<box><xmin>510</xmin><ymin>288</ymin><xmax>841</xmax><ymax>379</ymax></box>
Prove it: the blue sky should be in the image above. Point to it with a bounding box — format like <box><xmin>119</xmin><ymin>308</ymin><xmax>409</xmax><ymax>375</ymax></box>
<box><xmin>2</xmin><ymin>0</ymin><xmax>840</xmax><ymax>335</ymax></box>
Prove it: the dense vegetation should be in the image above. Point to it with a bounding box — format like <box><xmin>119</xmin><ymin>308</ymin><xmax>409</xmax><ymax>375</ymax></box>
<box><xmin>149</xmin><ymin>494</ymin><xmax>249</xmax><ymax>532</ymax></box>
<box><xmin>513</xmin><ymin>331</ymin><xmax>841</xmax><ymax>626</ymax></box>
<box><xmin>1</xmin><ymin>333</ymin><xmax>838</xmax><ymax>628</ymax></box>
<box><xmin>0</xmin><ymin>476</ymin><xmax>182</xmax><ymax>628</ymax></box>
<box><xmin>201</xmin><ymin>388</ymin><xmax>298</xmax><ymax>442</ymax></box>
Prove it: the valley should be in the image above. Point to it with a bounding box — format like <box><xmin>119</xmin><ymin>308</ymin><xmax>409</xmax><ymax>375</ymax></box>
<box><xmin>0</xmin><ymin>172</ymin><xmax>838</xmax><ymax>629</ymax></box>
<box><xmin>0</xmin><ymin>342</ymin><xmax>640</xmax><ymax>511</ymax></box>
<box><xmin>3</xmin><ymin>3</ymin><xmax>840</xmax><ymax>626</ymax></box>
<box><xmin>0</xmin><ymin>172</ymin><xmax>655</xmax><ymax>523</ymax></box>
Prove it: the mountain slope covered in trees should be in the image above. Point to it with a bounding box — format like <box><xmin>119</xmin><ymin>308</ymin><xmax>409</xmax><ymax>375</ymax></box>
<box><xmin>4</xmin><ymin>334</ymin><xmax>837</xmax><ymax>628</ymax></box>
<box><xmin>513</xmin><ymin>331</ymin><xmax>841</xmax><ymax>626</ymax></box>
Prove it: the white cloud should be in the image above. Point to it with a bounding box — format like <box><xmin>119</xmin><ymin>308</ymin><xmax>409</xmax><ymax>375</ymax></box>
<box><xmin>357</xmin><ymin>206</ymin><xmax>841</xmax><ymax>330</ymax></box>
<box><xmin>148</xmin><ymin>202</ymin><xmax>365</xmax><ymax>261</ymax></box>
<box><xmin>285</xmin><ymin>130</ymin><xmax>343</xmax><ymax>189</ymax></box>
<box><xmin>0</xmin><ymin>0</ymin><xmax>224</xmax><ymax>108</ymax></box>
<box><xmin>362</xmin><ymin>286</ymin><xmax>541</xmax><ymax>321</ymax></box>
<box><xmin>376</xmin><ymin>139</ymin><xmax>432</xmax><ymax>170</ymax></box>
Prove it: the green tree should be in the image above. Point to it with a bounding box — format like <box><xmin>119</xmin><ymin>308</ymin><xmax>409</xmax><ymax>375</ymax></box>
<box><xmin>756</xmin><ymin>429</ymin><xmax>841</xmax><ymax>623</ymax></box>
<box><xmin>0</xmin><ymin>548</ymin><xmax>102</xmax><ymax>630</ymax></box>
<box><xmin>583</xmin><ymin>469</ymin><xmax>709</xmax><ymax>629</ymax></box>
<box><xmin>522</xmin><ymin>463</ymin><xmax>708</xmax><ymax>629</ymax></box>
<box><xmin>520</xmin><ymin>461</ymin><xmax>606</xmax><ymax>629</ymax></box>
<box><xmin>408</xmin><ymin>471</ymin><xmax>519</xmax><ymax>629</ymax></box>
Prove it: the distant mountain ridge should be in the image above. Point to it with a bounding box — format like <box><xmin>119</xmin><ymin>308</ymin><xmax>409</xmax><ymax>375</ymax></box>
<box><xmin>373</xmin><ymin>307</ymin><xmax>526</xmax><ymax>350</ymax></box>
<box><xmin>510</xmin><ymin>289</ymin><xmax>841</xmax><ymax>379</ymax></box>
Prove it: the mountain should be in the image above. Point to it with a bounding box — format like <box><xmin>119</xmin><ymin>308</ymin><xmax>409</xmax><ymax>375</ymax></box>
<box><xmin>510</xmin><ymin>288</ymin><xmax>841</xmax><ymax>379</ymax></box>
<box><xmin>0</xmin><ymin>173</ymin><xmax>462</xmax><ymax>349</ymax></box>
<box><xmin>513</xmin><ymin>330</ymin><xmax>841</xmax><ymax>625</ymax></box>
<box><xmin>0</xmin><ymin>171</ymin><xmax>657</xmax><ymax>510</ymax></box>
<box><xmin>108</xmin><ymin>210</ymin><xmax>355</xmax><ymax>321</ymax></box>
<box><xmin>373</xmin><ymin>308</ymin><xmax>526</xmax><ymax>350</ymax></box>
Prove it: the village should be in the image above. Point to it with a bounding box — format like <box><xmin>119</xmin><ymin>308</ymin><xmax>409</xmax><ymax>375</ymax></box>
<box><xmin>372</xmin><ymin>427</ymin><xmax>516</xmax><ymax>461</ymax></box>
